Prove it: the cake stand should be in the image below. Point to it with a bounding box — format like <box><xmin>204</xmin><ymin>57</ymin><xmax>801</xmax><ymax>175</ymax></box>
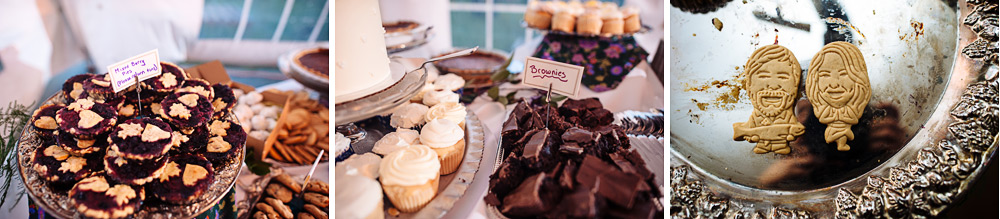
<box><xmin>387</xmin><ymin>25</ymin><xmax>435</xmax><ymax>54</ymax></box>
<box><xmin>335</xmin><ymin>47</ymin><xmax>480</xmax><ymax>125</ymax></box>
<box><xmin>278</xmin><ymin>48</ymin><xmax>329</xmax><ymax>101</ymax></box>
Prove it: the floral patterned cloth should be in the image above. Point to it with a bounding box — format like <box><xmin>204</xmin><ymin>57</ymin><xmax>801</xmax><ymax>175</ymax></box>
<box><xmin>532</xmin><ymin>34</ymin><xmax>649</xmax><ymax>92</ymax></box>
<box><xmin>28</xmin><ymin>189</ymin><xmax>237</xmax><ymax>219</ymax></box>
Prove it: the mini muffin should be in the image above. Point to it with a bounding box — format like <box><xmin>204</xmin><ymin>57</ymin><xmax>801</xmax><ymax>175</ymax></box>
<box><xmin>62</xmin><ymin>73</ymin><xmax>96</xmax><ymax>102</ymax></box>
<box><xmin>600</xmin><ymin>8</ymin><xmax>624</xmax><ymax>34</ymax></box>
<box><xmin>147</xmin><ymin>154</ymin><xmax>214</xmax><ymax>203</ymax></box>
<box><xmin>142</xmin><ymin>62</ymin><xmax>188</xmax><ymax>93</ymax></box>
<box><xmin>69</xmin><ymin>176</ymin><xmax>144</xmax><ymax>219</ymax></box>
<box><xmin>379</xmin><ymin>145</ymin><xmax>440</xmax><ymax>212</ymax></box>
<box><xmin>576</xmin><ymin>9</ymin><xmax>603</xmax><ymax>35</ymax></box>
<box><xmin>175</xmin><ymin>79</ymin><xmax>215</xmax><ymax>100</ymax></box>
<box><xmin>551</xmin><ymin>9</ymin><xmax>578</xmax><ymax>33</ymax></box>
<box><xmin>32</xmin><ymin>104</ymin><xmax>64</xmax><ymax>137</ymax></box>
<box><xmin>108</xmin><ymin>118</ymin><xmax>174</xmax><ymax>160</ymax></box>
<box><xmin>524</xmin><ymin>0</ymin><xmax>553</xmax><ymax>29</ymax></box>
<box><xmin>31</xmin><ymin>145</ymin><xmax>100</xmax><ymax>186</ymax></box>
<box><xmin>83</xmin><ymin>74</ymin><xmax>117</xmax><ymax>101</ymax></box>
<box><xmin>104</xmin><ymin>148</ymin><xmax>168</xmax><ymax>185</ymax></box>
<box><xmin>159</xmin><ymin>92</ymin><xmax>213</xmax><ymax>129</ymax></box>
<box><xmin>58</xmin><ymin>131</ymin><xmax>108</xmax><ymax>156</ymax></box>
<box><xmin>171</xmin><ymin>125</ymin><xmax>210</xmax><ymax>154</ymax></box>
<box><xmin>622</xmin><ymin>6</ymin><xmax>641</xmax><ymax>33</ymax></box>
<box><xmin>202</xmin><ymin>119</ymin><xmax>247</xmax><ymax>165</ymax></box>
<box><xmin>419</xmin><ymin>119</ymin><xmax>466</xmax><ymax>175</ymax></box>
<box><xmin>210</xmin><ymin>83</ymin><xmax>237</xmax><ymax>119</ymax></box>
<box><xmin>56</xmin><ymin>98</ymin><xmax>119</xmax><ymax>139</ymax></box>
<box><xmin>424</xmin><ymin>102</ymin><xmax>468</xmax><ymax>130</ymax></box>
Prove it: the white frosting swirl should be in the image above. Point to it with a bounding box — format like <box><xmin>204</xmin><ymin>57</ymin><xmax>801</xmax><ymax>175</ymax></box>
<box><xmin>379</xmin><ymin>145</ymin><xmax>440</xmax><ymax>186</ymax></box>
<box><xmin>419</xmin><ymin>119</ymin><xmax>464</xmax><ymax>148</ymax></box>
<box><xmin>372</xmin><ymin>129</ymin><xmax>420</xmax><ymax>155</ymax></box>
<box><xmin>335</xmin><ymin>153</ymin><xmax>382</xmax><ymax>179</ymax></box>
<box><xmin>434</xmin><ymin>73</ymin><xmax>466</xmax><ymax>91</ymax></box>
<box><xmin>424</xmin><ymin>102</ymin><xmax>467</xmax><ymax>126</ymax></box>
<box><xmin>422</xmin><ymin>90</ymin><xmax>459</xmax><ymax>107</ymax></box>
<box><xmin>335</xmin><ymin>174</ymin><xmax>382</xmax><ymax>219</ymax></box>
<box><xmin>335</xmin><ymin>132</ymin><xmax>351</xmax><ymax>154</ymax></box>
<box><xmin>390</xmin><ymin>103</ymin><xmax>429</xmax><ymax>129</ymax></box>
<box><xmin>410</xmin><ymin>82</ymin><xmax>436</xmax><ymax>102</ymax></box>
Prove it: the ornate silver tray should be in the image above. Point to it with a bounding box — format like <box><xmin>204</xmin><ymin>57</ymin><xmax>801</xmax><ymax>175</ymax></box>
<box><xmin>336</xmin><ymin>109</ymin><xmax>486</xmax><ymax>218</ymax></box>
<box><xmin>669</xmin><ymin>0</ymin><xmax>997</xmax><ymax>218</ymax></box>
<box><xmin>16</xmin><ymin>93</ymin><xmax>245</xmax><ymax>219</ymax></box>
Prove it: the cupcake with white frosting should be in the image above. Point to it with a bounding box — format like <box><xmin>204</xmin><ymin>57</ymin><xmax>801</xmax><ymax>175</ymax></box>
<box><xmin>336</xmin><ymin>174</ymin><xmax>384</xmax><ymax>219</ymax></box>
<box><xmin>379</xmin><ymin>145</ymin><xmax>440</xmax><ymax>212</ymax></box>
<box><xmin>390</xmin><ymin>103</ymin><xmax>429</xmax><ymax>129</ymax></box>
<box><xmin>425</xmin><ymin>102</ymin><xmax>468</xmax><ymax>130</ymax></box>
<box><xmin>335</xmin><ymin>152</ymin><xmax>382</xmax><ymax>180</ymax></box>
<box><xmin>421</xmin><ymin>90</ymin><xmax>459</xmax><ymax>107</ymax></box>
<box><xmin>372</xmin><ymin>129</ymin><xmax>420</xmax><ymax>156</ymax></box>
<box><xmin>433</xmin><ymin>73</ymin><xmax>466</xmax><ymax>92</ymax></box>
<box><xmin>419</xmin><ymin>119</ymin><xmax>466</xmax><ymax>175</ymax></box>
<box><xmin>334</xmin><ymin>133</ymin><xmax>354</xmax><ymax>162</ymax></box>
<box><xmin>410</xmin><ymin>82</ymin><xmax>436</xmax><ymax>103</ymax></box>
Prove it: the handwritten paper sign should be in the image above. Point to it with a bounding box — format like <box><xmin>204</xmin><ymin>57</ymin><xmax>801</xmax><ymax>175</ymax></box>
<box><xmin>106</xmin><ymin>49</ymin><xmax>161</xmax><ymax>92</ymax></box>
<box><xmin>521</xmin><ymin>57</ymin><xmax>584</xmax><ymax>98</ymax></box>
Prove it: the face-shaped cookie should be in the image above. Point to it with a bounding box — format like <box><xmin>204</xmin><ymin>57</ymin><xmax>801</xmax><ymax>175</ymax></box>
<box><xmin>806</xmin><ymin>41</ymin><xmax>871</xmax><ymax>151</ymax></box>
<box><xmin>733</xmin><ymin>45</ymin><xmax>805</xmax><ymax>155</ymax></box>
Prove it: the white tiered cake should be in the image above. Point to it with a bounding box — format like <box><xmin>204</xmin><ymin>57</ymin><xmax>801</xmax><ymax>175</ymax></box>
<box><xmin>334</xmin><ymin>0</ymin><xmax>394</xmax><ymax>104</ymax></box>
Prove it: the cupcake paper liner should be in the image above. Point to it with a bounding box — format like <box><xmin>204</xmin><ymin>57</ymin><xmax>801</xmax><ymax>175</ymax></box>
<box><xmin>382</xmin><ymin>175</ymin><xmax>439</xmax><ymax>213</ymax></box>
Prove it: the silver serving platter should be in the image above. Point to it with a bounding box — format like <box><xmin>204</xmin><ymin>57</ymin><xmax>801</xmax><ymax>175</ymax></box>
<box><xmin>334</xmin><ymin>58</ymin><xmax>426</xmax><ymax>125</ymax></box>
<box><xmin>669</xmin><ymin>0</ymin><xmax>998</xmax><ymax>217</ymax></box>
<box><xmin>16</xmin><ymin>93</ymin><xmax>245</xmax><ymax>219</ymax></box>
<box><xmin>336</xmin><ymin>109</ymin><xmax>485</xmax><ymax>218</ymax></box>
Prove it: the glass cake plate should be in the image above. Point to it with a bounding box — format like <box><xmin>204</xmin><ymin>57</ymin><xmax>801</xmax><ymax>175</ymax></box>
<box><xmin>334</xmin><ymin>58</ymin><xmax>426</xmax><ymax>125</ymax></box>
<box><xmin>16</xmin><ymin>92</ymin><xmax>245</xmax><ymax>219</ymax></box>
<box><xmin>669</xmin><ymin>0</ymin><xmax>997</xmax><ymax>217</ymax></box>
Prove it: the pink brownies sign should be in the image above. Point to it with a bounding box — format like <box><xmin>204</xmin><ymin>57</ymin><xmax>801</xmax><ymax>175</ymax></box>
<box><xmin>522</xmin><ymin>57</ymin><xmax>584</xmax><ymax>98</ymax></box>
<box><xmin>106</xmin><ymin>49</ymin><xmax>161</xmax><ymax>92</ymax></box>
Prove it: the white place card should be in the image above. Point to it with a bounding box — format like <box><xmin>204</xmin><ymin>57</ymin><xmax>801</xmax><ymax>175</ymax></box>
<box><xmin>107</xmin><ymin>49</ymin><xmax>161</xmax><ymax>92</ymax></box>
<box><xmin>521</xmin><ymin>57</ymin><xmax>584</xmax><ymax>98</ymax></box>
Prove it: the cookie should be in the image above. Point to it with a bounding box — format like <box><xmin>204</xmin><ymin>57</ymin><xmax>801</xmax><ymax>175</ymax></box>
<box><xmin>56</xmin><ymin>98</ymin><xmax>119</xmax><ymax>139</ymax></box>
<box><xmin>255</xmin><ymin>203</ymin><xmax>281</xmax><ymax>219</ymax></box>
<box><xmin>806</xmin><ymin>41</ymin><xmax>871</xmax><ymax>151</ymax></box>
<box><xmin>304</xmin><ymin>204</ymin><xmax>328</xmax><ymax>219</ymax></box>
<box><xmin>265</xmin><ymin>197</ymin><xmax>293</xmax><ymax>219</ymax></box>
<box><xmin>274</xmin><ymin>173</ymin><xmax>302</xmax><ymax>194</ymax></box>
<box><xmin>147</xmin><ymin>154</ymin><xmax>214</xmax><ymax>203</ymax></box>
<box><xmin>265</xmin><ymin>183</ymin><xmax>293</xmax><ymax>203</ymax></box>
<box><xmin>304</xmin><ymin>192</ymin><xmax>329</xmax><ymax>208</ymax></box>
<box><xmin>69</xmin><ymin>176</ymin><xmax>144</xmax><ymax>219</ymax></box>
<box><xmin>108</xmin><ymin>118</ymin><xmax>175</xmax><ymax>160</ymax></box>
<box><xmin>732</xmin><ymin>45</ymin><xmax>805</xmax><ymax>154</ymax></box>
<box><xmin>304</xmin><ymin>180</ymin><xmax>328</xmax><ymax>194</ymax></box>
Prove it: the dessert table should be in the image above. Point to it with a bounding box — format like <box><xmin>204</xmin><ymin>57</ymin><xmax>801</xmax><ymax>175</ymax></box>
<box><xmin>441</xmin><ymin>56</ymin><xmax>663</xmax><ymax>219</ymax></box>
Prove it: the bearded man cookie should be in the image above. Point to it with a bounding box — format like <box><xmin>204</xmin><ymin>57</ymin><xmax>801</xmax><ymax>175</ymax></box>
<box><xmin>806</xmin><ymin>41</ymin><xmax>871</xmax><ymax>151</ymax></box>
<box><xmin>733</xmin><ymin>45</ymin><xmax>806</xmax><ymax>154</ymax></box>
